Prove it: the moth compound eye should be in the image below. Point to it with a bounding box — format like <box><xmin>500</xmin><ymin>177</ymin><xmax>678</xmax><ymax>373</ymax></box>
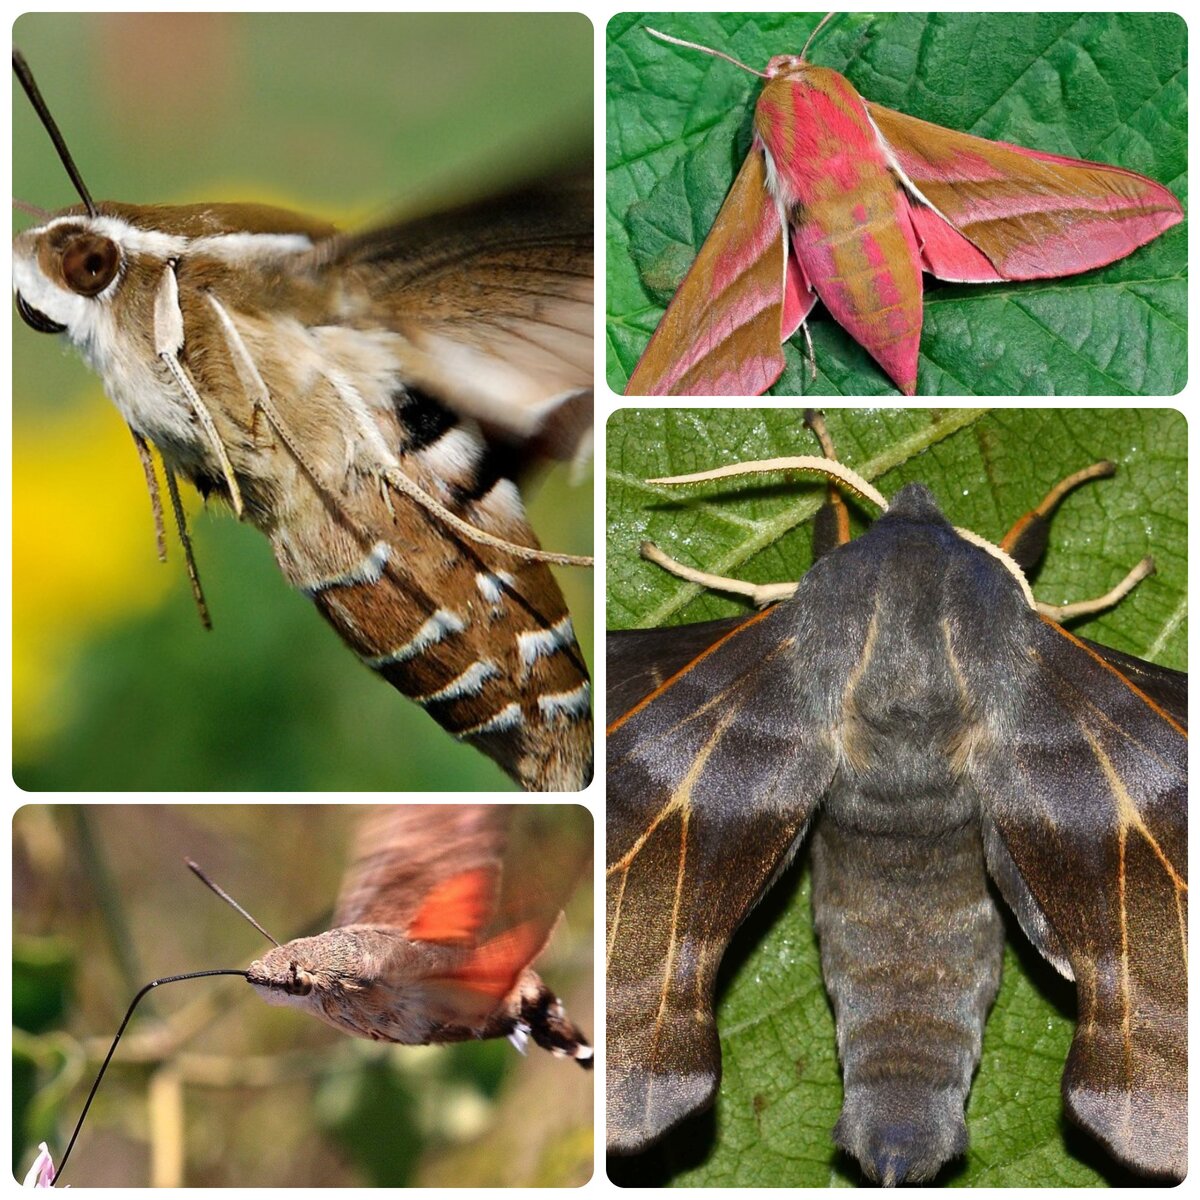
<box><xmin>285</xmin><ymin>963</ymin><xmax>313</xmax><ymax>996</ymax></box>
<box><xmin>60</xmin><ymin>234</ymin><xmax>120</xmax><ymax>296</ymax></box>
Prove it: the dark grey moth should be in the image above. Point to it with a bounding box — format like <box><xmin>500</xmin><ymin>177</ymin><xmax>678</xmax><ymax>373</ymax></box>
<box><xmin>606</xmin><ymin>413</ymin><xmax>1186</xmax><ymax>1184</ymax></box>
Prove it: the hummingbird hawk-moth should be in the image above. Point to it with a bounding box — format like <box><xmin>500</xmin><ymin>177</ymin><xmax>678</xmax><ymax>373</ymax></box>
<box><xmin>244</xmin><ymin>804</ymin><xmax>593</xmax><ymax>1064</ymax></box>
<box><xmin>16</xmin><ymin>803</ymin><xmax>593</xmax><ymax>1187</ymax></box>
<box><xmin>12</xmin><ymin>19</ymin><xmax>593</xmax><ymax>792</ymax></box>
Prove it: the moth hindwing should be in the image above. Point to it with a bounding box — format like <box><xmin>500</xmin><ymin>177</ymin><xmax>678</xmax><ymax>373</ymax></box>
<box><xmin>13</xmin><ymin>31</ymin><xmax>594</xmax><ymax>791</ymax></box>
<box><xmin>606</xmin><ymin>408</ymin><xmax>1186</xmax><ymax>1184</ymax></box>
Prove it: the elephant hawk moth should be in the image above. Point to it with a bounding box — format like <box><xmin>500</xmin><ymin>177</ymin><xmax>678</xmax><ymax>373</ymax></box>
<box><xmin>605</xmin><ymin>410</ymin><xmax>1186</xmax><ymax>1184</ymax></box>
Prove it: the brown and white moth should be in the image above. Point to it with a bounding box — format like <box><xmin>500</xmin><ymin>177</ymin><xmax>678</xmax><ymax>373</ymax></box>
<box><xmin>12</xmin><ymin>24</ymin><xmax>593</xmax><ymax>791</ymax></box>
<box><xmin>606</xmin><ymin>409</ymin><xmax>1186</xmax><ymax>1186</ymax></box>
<box><xmin>17</xmin><ymin>803</ymin><xmax>593</xmax><ymax>1187</ymax></box>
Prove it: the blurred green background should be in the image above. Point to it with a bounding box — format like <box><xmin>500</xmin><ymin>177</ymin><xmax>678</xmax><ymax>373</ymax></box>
<box><xmin>12</xmin><ymin>804</ymin><xmax>594</xmax><ymax>1186</ymax></box>
<box><xmin>12</xmin><ymin>13</ymin><xmax>594</xmax><ymax>790</ymax></box>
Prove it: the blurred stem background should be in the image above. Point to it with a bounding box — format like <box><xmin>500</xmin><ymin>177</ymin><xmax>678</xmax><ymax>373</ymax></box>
<box><xmin>12</xmin><ymin>12</ymin><xmax>594</xmax><ymax>790</ymax></box>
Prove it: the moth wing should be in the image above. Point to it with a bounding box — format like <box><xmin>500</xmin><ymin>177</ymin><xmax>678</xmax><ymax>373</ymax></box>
<box><xmin>608</xmin><ymin>616</ymin><xmax>753</xmax><ymax>716</ymax></box>
<box><xmin>866</xmin><ymin>102</ymin><xmax>1183</xmax><ymax>282</ymax></box>
<box><xmin>970</xmin><ymin>620</ymin><xmax>1186</xmax><ymax>1178</ymax></box>
<box><xmin>416</xmin><ymin>921</ymin><xmax>567</xmax><ymax>1023</ymax></box>
<box><xmin>318</xmin><ymin>176</ymin><xmax>592</xmax><ymax>456</ymax></box>
<box><xmin>1081</xmin><ymin>637</ymin><xmax>1187</xmax><ymax>728</ymax></box>
<box><xmin>427</xmin><ymin>806</ymin><xmax>590</xmax><ymax>1022</ymax></box>
<box><xmin>335</xmin><ymin>804</ymin><xmax>510</xmax><ymax>931</ymax></box>
<box><xmin>625</xmin><ymin>146</ymin><xmax>806</xmax><ymax>396</ymax></box>
<box><xmin>607</xmin><ymin>602</ymin><xmax>838</xmax><ymax>1151</ymax></box>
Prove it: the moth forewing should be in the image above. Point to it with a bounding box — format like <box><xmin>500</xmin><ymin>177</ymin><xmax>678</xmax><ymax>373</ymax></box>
<box><xmin>13</xmin><ymin>23</ymin><xmax>594</xmax><ymax>791</ymax></box>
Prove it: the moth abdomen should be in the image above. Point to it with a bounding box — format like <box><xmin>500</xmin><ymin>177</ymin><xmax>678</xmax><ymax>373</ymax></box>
<box><xmin>271</xmin><ymin>409</ymin><xmax>590</xmax><ymax>792</ymax></box>
<box><xmin>510</xmin><ymin>972</ymin><xmax>594</xmax><ymax>1067</ymax></box>
<box><xmin>394</xmin><ymin>386</ymin><xmax>458</xmax><ymax>452</ymax></box>
<box><xmin>812</xmin><ymin>815</ymin><xmax>1003</xmax><ymax>1184</ymax></box>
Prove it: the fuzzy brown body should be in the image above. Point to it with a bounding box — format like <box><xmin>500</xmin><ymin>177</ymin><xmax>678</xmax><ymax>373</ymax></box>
<box><xmin>245</xmin><ymin>806</ymin><xmax>592</xmax><ymax>1064</ymax></box>
<box><xmin>248</xmin><ymin>927</ymin><xmax>585</xmax><ymax>1055</ymax></box>
<box><xmin>13</xmin><ymin>184</ymin><xmax>593</xmax><ymax>789</ymax></box>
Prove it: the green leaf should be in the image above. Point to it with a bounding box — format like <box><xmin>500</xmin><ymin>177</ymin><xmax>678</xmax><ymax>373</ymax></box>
<box><xmin>606</xmin><ymin>408</ymin><xmax>1186</xmax><ymax>1186</ymax></box>
<box><xmin>606</xmin><ymin>13</ymin><xmax>1187</xmax><ymax>396</ymax></box>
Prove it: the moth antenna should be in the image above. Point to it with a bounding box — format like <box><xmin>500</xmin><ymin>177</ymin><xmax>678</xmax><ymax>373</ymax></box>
<box><xmin>644</xmin><ymin>28</ymin><xmax>768</xmax><ymax>78</ymax></box>
<box><xmin>12</xmin><ymin>50</ymin><xmax>98</xmax><ymax>218</ymax></box>
<box><xmin>186</xmin><ymin>859</ymin><xmax>280</xmax><ymax>947</ymax></box>
<box><xmin>54</xmin><ymin>968</ymin><xmax>248</xmax><ymax>1184</ymax></box>
<box><xmin>641</xmin><ymin>540</ymin><xmax>797</xmax><ymax>607</ymax></box>
<box><xmin>644</xmin><ymin>450</ymin><xmax>1043</xmax><ymax>610</ymax></box>
<box><xmin>952</xmin><ymin>527</ymin><xmax>1037</xmax><ymax>609</ymax></box>
<box><xmin>801</xmin><ymin>12</ymin><xmax>838</xmax><ymax>61</ymax></box>
<box><xmin>647</xmin><ymin>455</ymin><xmax>890</xmax><ymax>514</ymax></box>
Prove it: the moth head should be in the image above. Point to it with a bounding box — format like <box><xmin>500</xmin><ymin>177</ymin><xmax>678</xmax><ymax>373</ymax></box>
<box><xmin>245</xmin><ymin>931</ymin><xmax>375</xmax><ymax>1016</ymax></box>
<box><xmin>13</xmin><ymin>209</ymin><xmax>127</xmax><ymax>340</ymax></box>
<box><xmin>246</xmin><ymin>940</ymin><xmax>328</xmax><ymax>1011</ymax></box>
<box><xmin>765</xmin><ymin>53</ymin><xmax>806</xmax><ymax>77</ymax></box>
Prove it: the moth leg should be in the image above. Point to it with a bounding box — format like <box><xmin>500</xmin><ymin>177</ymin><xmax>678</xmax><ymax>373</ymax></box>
<box><xmin>804</xmin><ymin>410</ymin><xmax>852</xmax><ymax>559</ymax></box>
<box><xmin>163</xmin><ymin>467</ymin><xmax>212</xmax><ymax>630</ymax></box>
<box><xmin>999</xmin><ymin>459</ymin><xmax>1155</xmax><ymax>619</ymax></box>
<box><xmin>153</xmin><ymin>266</ymin><xmax>245</xmax><ymax>516</ymax></box>
<box><xmin>999</xmin><ymin>460</ymin><xmax>1115</xmax><ymax>572</ymax></box>
<box><xmin>128</xmin><ymin>428</ymin><xmax>211</xmax><ymax>629</ymax></box>
<box><xmin>381</xmin><ymin>466</ymin><xmax>593</xmax><ymax>567</ymax></box>
<box><xmin>128</xmin><ymin>428</ymin><xmax>168</xmax><ymax>562</ymax></box>
<box><xmin>800</xmin><ymin>320</ymin><xmax>817</xmax><ymax>385</ymax></box>
<box><xmin>1035</xmin><ymin>556</ymin><xmax>1154</xmax><ymax>621</ymax></box>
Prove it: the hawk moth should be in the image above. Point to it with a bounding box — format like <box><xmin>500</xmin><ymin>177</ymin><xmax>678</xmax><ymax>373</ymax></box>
<box><xmin>13</xmin><ymin>803</ymin><xmax>593</xmax><ymax>1186</ymax></box>
<box><xmin>607</xmin><ymin>12</ymin><xmax>1186</xmax><ymax>397</ymax></box>
<box><xmin>12</xmin><ymin>13</ymin><xmax>593</xmax><ymax>792</ymax></box>
<box><xmin>605</xmin><ymin>409</ymin><xmax>1186</xmax><ymax>1185</ymax></box>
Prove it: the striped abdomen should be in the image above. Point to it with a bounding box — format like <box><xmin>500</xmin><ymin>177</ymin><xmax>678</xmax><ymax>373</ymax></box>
<box><xmin>271</xmin><ymin>385</ymin><xmax>592</xmax><ymax>791</ymax></box>
<box><xmin>812</xmin><ymin>814</ymin><xmax>1002</xmax><ymax>1184</ymax></box>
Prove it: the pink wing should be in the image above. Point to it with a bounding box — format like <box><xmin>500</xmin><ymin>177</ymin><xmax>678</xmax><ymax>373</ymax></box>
<box><xmin>869</xmin><ymin>103</ymin><xmax>1183</xmax><ymax>282</ymax></box>
<box><xmin>625</xmin><ymin>146</ymin><xmax>813</xmax><ymax>396</ymax></box>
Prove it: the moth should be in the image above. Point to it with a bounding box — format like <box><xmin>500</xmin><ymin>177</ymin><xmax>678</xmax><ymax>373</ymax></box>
<box><xmin>606</xmin><ymin>411</ymin><xmax>1186</xmax><ymax>1184</ymax></box>
<box><xmin>243</xmin><ymin>804</ymin><xmax>593</xmax><ymax>1064</ymax></box>
<box><xmin>615</xmin><ymin>14</ymin><xmax>1184</xmax><ymax>396</ymax></box>
<box><xmin>13</xmin><ymin>44</ymin><xmax>594</xmax><ymax>792</ymax></box>
<box><xmin>26</xmin><ymin>803</ymin><xmax>592</xmax><ymax>1187</ymax></box>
